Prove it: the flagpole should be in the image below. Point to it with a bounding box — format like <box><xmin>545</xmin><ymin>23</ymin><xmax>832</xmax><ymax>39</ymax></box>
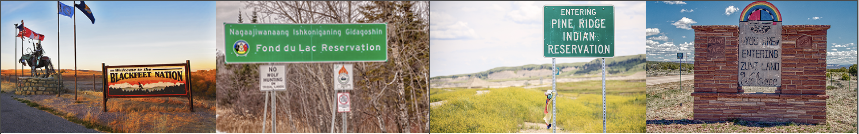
<box><xmin>74</xmin><ymin>1</ymin><xmax>78</xmax><ymax>101</ymax></box>
<box><xmin>58</xmin><ymin>1</ymin><xmax>61</xmax><ymax>97</ymax></box>
<box><xmin>14</xmin><ymin>24</ymin><xmax>18</xmax><ymax>90</ymax></box>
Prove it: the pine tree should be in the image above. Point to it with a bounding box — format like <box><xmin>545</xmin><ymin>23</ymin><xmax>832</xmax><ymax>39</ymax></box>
<box><xmin>238</xmin><ymin>11</ymin><xmax>243</xmax><ymax>23</ymax></box>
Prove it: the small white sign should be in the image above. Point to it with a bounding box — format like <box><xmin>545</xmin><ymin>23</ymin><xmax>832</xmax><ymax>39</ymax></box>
<box><xmin>337</xmin><ymin>92</ymin><xmax>350</xmax><ymax>112</ymax></box>
<box><xmin>334</xmin><ymin>64</ymin><xmax>353</xmax><ymax>90</ymax></box>
<box><xmin>260</xmin><ymin>65</ymin><xmax>286</xmax><ymax>91</ymax></box>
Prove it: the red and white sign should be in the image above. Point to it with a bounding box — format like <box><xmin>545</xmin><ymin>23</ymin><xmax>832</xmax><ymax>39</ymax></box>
<box><xmin>337</xmin><ymin>92</ymin><xmax>350</xmax><ymax>112</ymax></box>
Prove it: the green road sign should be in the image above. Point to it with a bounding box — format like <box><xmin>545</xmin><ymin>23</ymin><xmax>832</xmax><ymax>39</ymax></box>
<box><xmin>544</xmin><ymin>5</ymin><xmax>614</xmax><ymax>58</ymax></box>
<box><xmin>224</xmin><ymin>23</ymin><xmax>387</xmax><ymax>63</ymax></box>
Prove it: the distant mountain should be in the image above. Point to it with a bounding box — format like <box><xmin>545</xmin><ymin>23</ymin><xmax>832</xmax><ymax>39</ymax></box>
<box><xmin>827</xmin><ymin>64</ymin><xmax>853</xmax><ymax>69</ymax></box>
<box><xmin>431</xmin><ymin>54</ymin><xmax>646</xmax><ymax>80</ymax></box>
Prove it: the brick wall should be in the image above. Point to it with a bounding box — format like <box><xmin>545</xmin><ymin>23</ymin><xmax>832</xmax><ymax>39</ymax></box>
<box><xmin>690</xmin><ymin>25</ymin><xmax>830</xmax><ymax>124</ymax></box>
<box><xmin>16</xmin><ymin>76</ymin><xmax>64</xmax><ymax>95</ymax></box>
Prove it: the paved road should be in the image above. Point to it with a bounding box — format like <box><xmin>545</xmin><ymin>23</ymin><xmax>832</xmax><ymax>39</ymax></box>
<box><xmin>646</xmin><ymin>75</ymin><xmax>694</xmax><ymax>85</ymax></box>
<box><xmin>1</xmin><ymin>93</ymin><xmax>100</xmax><ymax>133</ymax></box>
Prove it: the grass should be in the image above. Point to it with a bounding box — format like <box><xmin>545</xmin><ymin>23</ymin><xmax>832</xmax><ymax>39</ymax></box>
<box><xmin>12</xmin><ymin>97</ymin><xmax>117</xmax><ymax>132</ymax></box>
<box><xmin>21</xmin><ymin>90</ymin><xmax>216</xmax><ymax>133</ymax></box>
<box><xmin>1</xmin><ymin>81</ymin><xmax>16</xmax><ymax>93</ymax></box>
<box><xmin>645</xmin><ymin>76</ymin><xmax>858</xmax><ymax>133</ymax></box>
<box><xmin>430</xmin><ymin>80</ymin><xmax>646</xmax><ymax>133</ymax></box>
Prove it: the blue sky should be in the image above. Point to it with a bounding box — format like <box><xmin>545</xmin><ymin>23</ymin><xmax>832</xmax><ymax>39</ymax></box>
<box><xmin>1</xmin><ymin>1</ymin><xmax>215</xmax><ymax>71</ymax></box>
<box><xmin>430</xmin><ymin>1</ymin><xmax>646</xmax><ymax>77</ymax></box>
<box><xmin>646</xmin><ymin>1</ymin><xmax>857</xmax><ymax>65</ymax></box>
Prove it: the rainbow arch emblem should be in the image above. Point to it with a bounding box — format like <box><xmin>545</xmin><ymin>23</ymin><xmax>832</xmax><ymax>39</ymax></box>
<box><xmin>739</xmin><ymin>1</ymin><xmax>782</xmax><ymax>22</ymax></box>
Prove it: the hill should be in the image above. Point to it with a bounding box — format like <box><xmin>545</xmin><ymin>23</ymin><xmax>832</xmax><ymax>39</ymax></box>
<box><xmin>431</xmin><ymin>54</ymin><xmax>646</xmax><ymax>88</ymax></box>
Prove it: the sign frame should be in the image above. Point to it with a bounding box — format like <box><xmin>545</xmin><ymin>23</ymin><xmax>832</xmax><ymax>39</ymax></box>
<box><xmin>223</xmin><ymin>23</ymin><xmax>389</xmax><ymax>64</ymax></box>
<box><xmin>543</xmin><ymin>4</ymin><xmax>615</xmax><ymax>58</ymax></box>
<box><xmin>677</xmin><ymin>53</ymin><xmax>684</xmax><ymax>59</ymax></box>
<box><xmin>259</xmin><ymin>65</ymin><xmax>287</xmax><ymax>91</ymax></box>
<box><xmin>102</xmin><ymin>60</ymin><xmax>193</xmax><ymax>112</ymax></box>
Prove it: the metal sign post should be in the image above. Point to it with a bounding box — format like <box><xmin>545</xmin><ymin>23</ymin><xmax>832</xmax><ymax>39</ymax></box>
<box><xmin>259</xmin><ymin>65</ymin><xmax>285</xmax><ymax>133</ymax></box>
<box><xmin>332</xmin><ymin>64</ymin><xmax>353</xmax><ymax>133</ymax></box>
<box><xmin>545</xmin><ymin>4</ymin><xmax>614</xmax><ymax>133</ymax></box>
<box><xmin>552</xmin><ymin>58</ymin><xmax>558</xmax><ymax>133</ymax></box>
<box><xmin>601</xmin><ymin>58</ymin><xmax>606</xmax><ymax>133</ymax></box>
<box><xmin>262</xmin><ymin>91</ymin><xmax>268</xmax><ymax>133</ymax></box>
<box><xmin>678</xmin><ymin>53</ymin><xmax>684</xmax><ymax>91</ymax></box>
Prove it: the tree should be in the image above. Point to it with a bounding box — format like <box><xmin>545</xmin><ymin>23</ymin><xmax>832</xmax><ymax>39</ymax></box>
<box><xmin>849</xmin><ymin>64</ymin><xmax>857</xmax><ymax>76</ymax></box>
<box><xmin>238</xmin><ymin>11</ymin><xmax>244</xmax><ymax>23</ymax></box>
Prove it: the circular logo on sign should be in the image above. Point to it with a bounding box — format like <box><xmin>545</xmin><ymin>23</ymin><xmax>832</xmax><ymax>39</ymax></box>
<box><xmin>233</xmin><ymin>40</ymin><xmax>249</xmax><ymax>56</ymax></box>
<box><xmin>339</xmin><ymin>94</ymin><xmax>349</xmax><ymax>104</ymax></box>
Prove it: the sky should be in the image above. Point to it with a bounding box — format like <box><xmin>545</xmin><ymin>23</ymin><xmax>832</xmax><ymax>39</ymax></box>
<box><xmin>214</xmin><ymin>1</ymin><xmax>248</xmax><ymax>56</ymax></box>
<box><xmin>1</xmin><ymin>1</ymin><xmax>216</xmax><ymax>71</ymax></box>
<box><xmin>430</xmin><ymin>1</ymin><xmax>646</xmax><ymax>77</ymax></box>
<box><xmin>646</xmin><ymin>1</ymin><xmax>858</xmax><ymax>65</ymax></box>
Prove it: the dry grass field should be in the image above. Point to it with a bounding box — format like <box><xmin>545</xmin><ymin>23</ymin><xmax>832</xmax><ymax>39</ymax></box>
<box><xmin>645</xmin><ymin>78</ymin><xmax>857</xmax><ymax>133</ymax></box>
<box><xmin>12</xmin><ymin>89</ymin><xmax>216</xmax><ymax>133</ymax></box>
<box><xmin>1</xmin><ymin>69</ymin><xmax>218</xmax><ymax>133</ymax></box>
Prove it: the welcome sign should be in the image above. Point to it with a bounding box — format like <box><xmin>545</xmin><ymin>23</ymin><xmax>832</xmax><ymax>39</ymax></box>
<box><xmin>104</xmin><ymin>63</ymin><xmax>190</xmax><ymax>96</ymax></box>
<box><xmin>224</xmin><ymin>23</ymin><xmax>388</xmax><ymax>63</ymax></box>
<box><xmin>544</xmin><ymin>5</ymin><xmax>614</xmax><ymax>58</ymax></box>
<box><xmin>102</xmin><ymin>60</ymin><xmax>194</xmax><ymax>111</ymax></box>
<box><xmin>738</xmin><ymin>2</ymin><xmax>782</xmax><ymax>87</ymax></box>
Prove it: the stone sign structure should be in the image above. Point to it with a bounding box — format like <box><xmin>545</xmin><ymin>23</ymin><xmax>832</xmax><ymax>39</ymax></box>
<box><xmin>690</xmin><ymin>1</ymin><xmax>829</xmax><ymax>124</ymax></box>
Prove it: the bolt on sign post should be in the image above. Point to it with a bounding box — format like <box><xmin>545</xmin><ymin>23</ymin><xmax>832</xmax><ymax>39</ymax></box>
<box><xmin>223</xmin><ymin>23</ymin><xmax>388</xmax><ymax>63</ymax></box>
<box><xmin>544</xmin><ymin>4</ymin><xmax>614</xmax><ymax>133</ymax></box>
<box><xmin>102</xmin><ymin>60</ymin><xmax>193</xmax><ymax>112</ymax></box>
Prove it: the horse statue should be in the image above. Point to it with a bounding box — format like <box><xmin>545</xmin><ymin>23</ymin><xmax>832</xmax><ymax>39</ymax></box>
<box><xmin>19</xmin><ymin>42</ymin><xmax>55</xmax><ymax>78</ymax></box>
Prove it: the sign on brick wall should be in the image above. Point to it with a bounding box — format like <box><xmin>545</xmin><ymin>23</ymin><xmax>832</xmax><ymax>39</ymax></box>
<box><xmin>738</xmin><ymin>8</ymin><xmax>782</xmax><ymax>87</ymax></box>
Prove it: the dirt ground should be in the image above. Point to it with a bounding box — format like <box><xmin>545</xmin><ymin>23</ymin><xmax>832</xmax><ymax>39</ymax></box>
<box><xmin>518</xmin><ymin>122</ymin><xmax>565</xmax><ymax>133</ymax></box>
<box><xmin>646</xmin><ymin>79</ymin><xmax>858</xmax><ymax>133</ymax></box>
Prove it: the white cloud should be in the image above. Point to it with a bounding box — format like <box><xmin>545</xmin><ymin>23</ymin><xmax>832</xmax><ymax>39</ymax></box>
<box><xmin>648</xmin><ymin>35</ymin><xmax>670</xmax><ymax>41</ymax></box>
<box><xmin>725</xmin><ymin>6</ymin><xmax>739</xmax><ymax>15</ymax></box>
<box><xmin>832</xmin><ymin>49</ymin><xmax>838</xmax><ymax>51</ymax></box>
<box><xmin>646</xmin><ymin>28</ymin><xmax>660</xmax><ymax>36</ymax></box>
<box><xmin>662</xmin><ymin>1</ymin><xmax>687</xmax><ymax>5</ymax></box>
<box><xmin>678</xmin><ymin>42</ymin><xmax>693</xmax><ymax>51</ymax></box>
<box><xmin>680</xmin><ymin>9</ymin><xmax>694</xmax><ymax>13</ymax></box>
<box><xmin>832</xmin><ymin>43</ymin><xmax>854</xmax><ymax>48</ymax></box>
<box><xmin>462</xmin><ymin>7</ymin><xmax>476</xmax><ymax>12</ymax></box>
<box><xmin>671</xmin><ymin>17</ymin><xmax>697</xmax><ymax>30</ymax></box>
<box><xmin>646</xmin><ymin>40</ymin><xmax>661</xmax><ymax>47</ymax></box>
<box><xmin>682</xmin><ymin>36</ymin><xmax>686</xmax><ymax>38</ymax></box>
<box><xmin>430</xmin><ymin>12</ymin><xmax>478</xmax><ymax>40</ymax></box>
<box><xmin>808</xmin><ymin>17</ymin><xmax>822</xmax><ymax>20</ymax></box>
<box><xmin>827</xmin><ymin>50</ymin><xmax>858</xmax><ymax>65</ymax></box>
<box><xmin>507</xmin><ymin>1</ymin><xmax>542</xmax><ymax>24</ymax></box>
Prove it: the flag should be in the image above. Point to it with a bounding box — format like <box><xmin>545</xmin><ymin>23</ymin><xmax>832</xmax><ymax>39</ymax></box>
<box><xmin>16</xmin><ymin>25</ymin><xmax>45</xmax><ymax>41</ymax></box>
<box><xmin>58</xmin><ymin>2</ymin><xmax>74</xmax><ymax>18</ymax></box>
<box><xmin>74</xmin><ymin>1</ymin><xmax>95</xmax><ymax>24</ymax></box>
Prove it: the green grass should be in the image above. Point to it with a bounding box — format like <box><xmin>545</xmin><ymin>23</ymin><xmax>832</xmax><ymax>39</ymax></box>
<box><xmin>430</xmin><ymin>80</ymin><xmax>645</xmax><ymax>133</ymax></box>
<box><xmin>540</xmin><ymin>80</ymin><xmax>647</xmax><ymax>95</ymax></box>
<box><xmin>13</xmin><ymin>97</ymin><xmax>118</xmax><ymax>133</ymax></box>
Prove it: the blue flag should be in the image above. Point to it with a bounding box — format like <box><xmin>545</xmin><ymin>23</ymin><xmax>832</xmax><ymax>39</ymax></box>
<box><xmin>58</xmin><ymin>2</ymin><xmax>74</xmax><ymax>18</ymax></box>
<box><xmin>74</xmin><ymin>1</ymin><xmax>95</xmax><ymax>24</ymax></box>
